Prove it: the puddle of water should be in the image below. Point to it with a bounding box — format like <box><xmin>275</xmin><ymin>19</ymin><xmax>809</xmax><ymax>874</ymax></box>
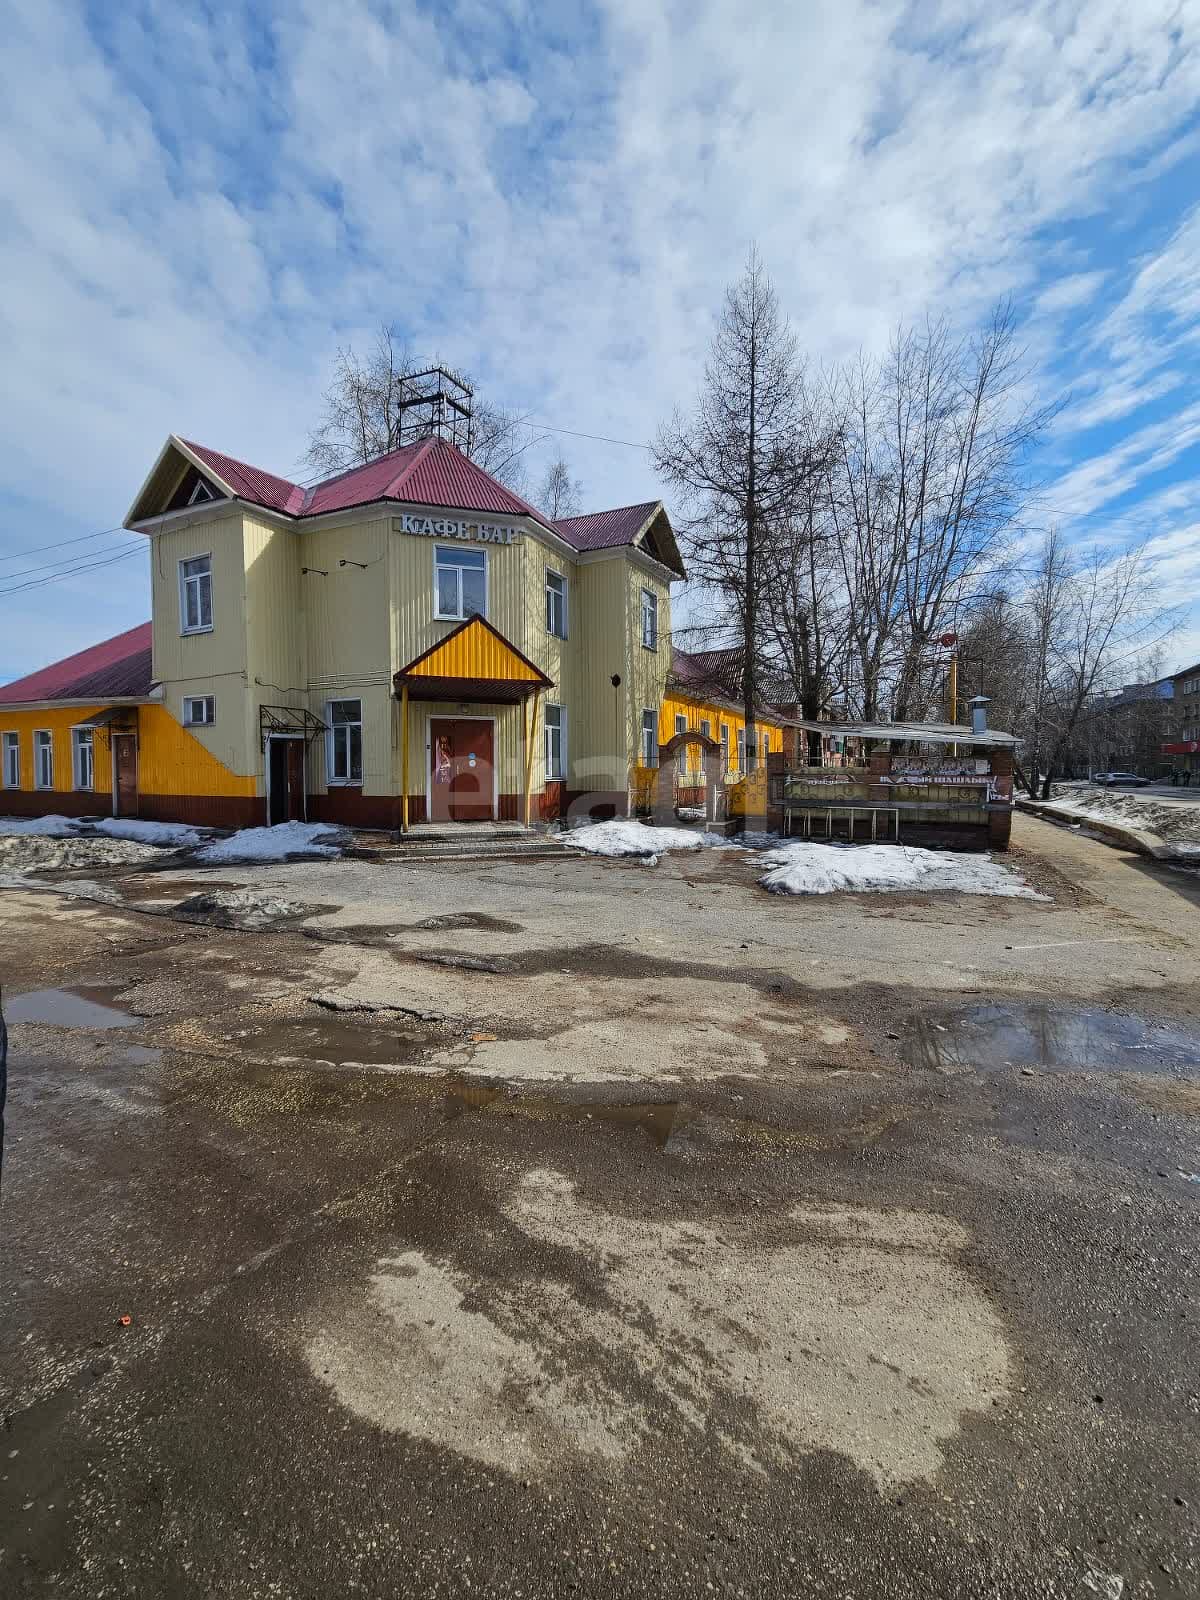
<box><xmin>5</xmin><ymin>986</ymin><xmax>137</xmax><ymax>1030</ymax></box>
<box><xmin>239</xmin><ymin>1015</ymin><xmax>430</xmax><ymax>1068</ymax></box>
<box><xmin>443</xmin><ymin>1083</ymin><xmax>504</xmax><ymax>1120</ymax></box>
<box><xmin>904</xmin><ymin>1004</ymin><xmax>1200</xmax><ymax>1074</ymax></box>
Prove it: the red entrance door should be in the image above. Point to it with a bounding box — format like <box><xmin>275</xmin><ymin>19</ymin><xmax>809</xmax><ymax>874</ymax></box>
<box><xmin>429</xmin><ymin>719</ymin><xmax>494</xmax><ymax>821</ymax></box>
<box><xmin>112</xmin><ymin>735</ymin><xmax>138</xmax><ymax>817</ymax></box>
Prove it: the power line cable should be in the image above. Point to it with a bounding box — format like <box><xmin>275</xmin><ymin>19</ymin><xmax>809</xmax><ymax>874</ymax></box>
<box><xmin>0</xmin><ymin>546</ymin><xmax>146</xmax><ymax>598</ymax></box>
<box><xmin>0</xmin><ymin>524</ymin><xmax>127</xmax><ymax>564</ymax></box>
<box><xmin>0</xmin><ymin>539</ymin><xmax>146</xmax><ymax>582</ymax></box>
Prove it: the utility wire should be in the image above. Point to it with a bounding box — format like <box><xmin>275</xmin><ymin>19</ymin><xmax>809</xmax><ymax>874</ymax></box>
<box><xmin>0</xmin><ymin>524</ymin><xmax>127</xmax><ymax>564</ymax></box>
<box><xmin>0</xmin><ymin>546</ymin><xmax>146</xmax><ymax>598</ymax></box>
<box><xmin>0</xmin><ymin>539</ymin><xmax>146</xmax><ymax>582</ymax></box>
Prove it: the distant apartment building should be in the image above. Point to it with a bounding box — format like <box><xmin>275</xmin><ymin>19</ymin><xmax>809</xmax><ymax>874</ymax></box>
<box><xmin>1163</xmin><ymin>660</ymin><xmax>1200</xmax><ymax>778</ymax></box>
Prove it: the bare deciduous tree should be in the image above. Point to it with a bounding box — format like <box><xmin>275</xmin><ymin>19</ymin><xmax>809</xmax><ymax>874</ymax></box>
<box><xmin>825</xmin><ymin>305</ymin><xmax>1056</xmax><ymax>722</ymax></box>
<box><xmin>304</xmin><ymin>323</ymin><xmax>538</xmax><ymax>490</ymax></box>
<box><xmin>538</xmin><ymin>456</ymin><xmax>584</xmax><ymax>520</ymax></box>
<box><xmin>1021</xmin><ymin>534</ymin><xmax>1178</xmax><ymax>796</ymax></box>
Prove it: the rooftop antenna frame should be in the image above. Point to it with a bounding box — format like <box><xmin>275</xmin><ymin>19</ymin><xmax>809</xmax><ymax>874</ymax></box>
<box><xmin>392</xmin><ymin>366</ymin><xmax>474</xmax><ymax>453</ymax></box>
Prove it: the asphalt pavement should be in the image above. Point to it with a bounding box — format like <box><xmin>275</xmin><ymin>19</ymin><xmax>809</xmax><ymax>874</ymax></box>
<box><xmin>1</xmin><ymin>816</ymin><xmax>1198</xmax><ymax>1598</ymax></box>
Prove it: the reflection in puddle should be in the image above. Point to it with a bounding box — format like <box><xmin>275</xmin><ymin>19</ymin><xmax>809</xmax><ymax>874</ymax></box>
<box><xmin>241</xmin><ymin>1016</ymin><xmax>429</xmax><ymax>1068</ymax></box>
<box><xmin>905</xmin><ymin>1003</ymin><xmax>1200</xmax><ymax>1074</ymax></box>
<box><xmin>443</xmin><ymin>1083</ymin><xmax>504</xmax><ymax>1119</ymax></box>
<box><xmin>6</xmin><ymin>986</ymin><xmax>136</xmax><ymax>1030</ymax></box>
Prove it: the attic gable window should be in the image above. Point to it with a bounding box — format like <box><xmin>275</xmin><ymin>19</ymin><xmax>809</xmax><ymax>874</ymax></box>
<box><xmin>187</xmin><ymin>477</ymin><xmax>217</xmax><ymax>506</ymax></box>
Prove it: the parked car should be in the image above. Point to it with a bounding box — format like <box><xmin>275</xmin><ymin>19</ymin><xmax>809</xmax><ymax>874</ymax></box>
<box><xmin>1091</xmin><ymin>771</ymin><xmax>1151</xmax><ymax>787</ymax></box>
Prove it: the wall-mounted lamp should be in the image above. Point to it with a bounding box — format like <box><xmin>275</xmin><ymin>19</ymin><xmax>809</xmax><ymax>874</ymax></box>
<box><xmin>301</xmin><ymin>567</ymin><xmax>329</xmax><ymax>577</ymax></box>
<box><xmin>339</xmin><ymin>558</ymin><xmax>370</xmax><ymax>569</ymax></box>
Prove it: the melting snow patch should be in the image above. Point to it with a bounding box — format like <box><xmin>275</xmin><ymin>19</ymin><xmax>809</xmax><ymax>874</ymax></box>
<box><xmin>757</xmin><ymin>842</ymin><xmax>1046</xmax><ymax>898</ymax></box>
<box><xmin>0</xmin><ymin>814</ymin><xmax>79</xmax><ymax>837</ymax></box>
<box><xmin>91</xmin><ymin>818</ymin><xmax>203</xmax><ymax>848</ymax></box>
<box><xmin>197</xmin><ymin>820</ymin><xmax>345</xmax><ymax>863</ymax></box>
<box><xmin>564</xmin><ymin>819</ymin><xmax>723</xmax><ymax>857</ymax></box>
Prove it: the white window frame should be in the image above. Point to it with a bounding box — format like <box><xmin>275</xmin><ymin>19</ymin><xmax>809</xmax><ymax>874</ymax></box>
<box><xmin>433</xmin><ymin>543</ymin><xmax>488</xmax><ymax>622</ymax></box>
<box><xmin>545</xmin><ymin>568</ymin><xmax>568</xmax><ymax>639</ymax></box>
<box><xmin>641</xmin><ymin>708</ymin><xmax>658</xmax><ymax>767</ymax></box>
<box><xmin>34</xmin><ymin>729</ymin><xmax>54</xmax><ymax>789</ymax></box>
<box><xmin>187</xmin><ymin>477</ymin><xmax>216</xmax><ymax>507</ymax></box>
<box><xmin>761</xmin><ymin>732</ymin><xmax>770</xmax><ymax>760</ymax></box>
<box><xmin>640</xmin><ymin>588</ymin><xmax>658</xmax><ymax>651</ymax></box>
<box><xmin>544</xmin><ymin>702</ymin><xmax>566</xmax><ymax>781</ymax></box>
<box><xmin>72</xmin><ymin>726</ymin><xmax>95</xmax><ymax>791</ymax></box>
<box><xmin>178</xmin><ymin>552</ymin><xmax>214</xmax><ymax>635</ymax></box>
<box><xmin>674</xmin><ymin>713</ymin><xmax>688</xmax><ymax>776</ymax></box>
<box><xmin>325</xmin><ymin>698</ymin><xmax>363</xmax><ymax>786</ymax></box>
<box><xmin>737</xmin><ymin>729</ymin><xmax>746</xmax><ymax>773</ymax></box>
<box><xmin>183</xmin><ymin>695</ymin><xmax>216</xmax><ymax>727</ymax></box>
<box><xmin>720</xmin><ymin>724</ymin><xmax>729</xmax><ymax>770</ymax></box>
<box><xmin>2</xmin><ymin>731</ymin><xmax>19</xmax><ymax>788</ymax></box>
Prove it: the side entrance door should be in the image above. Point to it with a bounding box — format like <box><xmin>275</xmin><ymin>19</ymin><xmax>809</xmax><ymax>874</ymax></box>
<box><xmin>429</xmin><ymin>719</ymin><xmax>495</xmax><ymax>822</ymax></box>
<box><xmin>112</xmin><ymin>734</ymin><xmax>138</xmax><ymax>817</ymax></box>
<box><xmin>268</xmin><ymin>737</ymin><xmax>307</xmax><ymax>825</ymax></box>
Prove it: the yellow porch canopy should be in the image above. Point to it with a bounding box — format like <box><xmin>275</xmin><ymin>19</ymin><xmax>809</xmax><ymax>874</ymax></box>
<box><xmin>392</xmin><ymin>614</ymin><xmax>554</xmax><ymax>831</ymax></box>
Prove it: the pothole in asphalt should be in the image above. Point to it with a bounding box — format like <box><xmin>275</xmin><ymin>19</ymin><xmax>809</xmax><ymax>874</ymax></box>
<box><xmin>410</xmin><ymin>911</ymin><xmax>524</xmax><ymax>933</ymax></box>
<box><xmin>904</xmin><ymin>1003</ymin><xmax>1200</xmax><ymax>1074</ymax></box>
<box><xmin>235</xmin><ymin>1014</ymin><xmax>437</xmax><ymax>1068</ymax></box>
<box><xmin>5</xmin><ymin>985</ymin><xmax>137</xmax><ymax>1029</ymax></box>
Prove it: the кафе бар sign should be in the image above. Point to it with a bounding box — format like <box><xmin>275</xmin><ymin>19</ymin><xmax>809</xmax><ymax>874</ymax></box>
<box><xmin>393</xmin><ymin>514</ymin><xmax>523</xmax><ymax>544</ymax></box>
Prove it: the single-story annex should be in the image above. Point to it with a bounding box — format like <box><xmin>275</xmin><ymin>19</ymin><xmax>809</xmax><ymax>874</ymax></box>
<box><xmin>0</xmin><ymin>434</ymin><xmax>789</xmax><ymax>829</ymax></box>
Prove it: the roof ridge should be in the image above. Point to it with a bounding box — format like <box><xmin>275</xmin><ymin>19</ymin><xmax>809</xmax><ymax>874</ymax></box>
<box><xmin>557</xmin><ymin>498</ymin><xmax>660</xmax><ymax>525</ymax></box>
<box><xmin>383</xmin><ymin>434</ymin><xmax>438</xmax><ymax>499</ymax></box>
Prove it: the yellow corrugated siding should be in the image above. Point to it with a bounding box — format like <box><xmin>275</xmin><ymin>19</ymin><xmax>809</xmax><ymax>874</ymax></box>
<box><xmin>660</xmin><ymin>690</ymin><xmax>783</xmax><ymax>775</ymax></box>
<box><xmin>0</xmin><ymin>706</ymin><xmax>114</xmax><ymax>796</ymax></box>
<box><xmin>137</xmin><ymin>705</ymin><xmax>256</xmax><ymax>798</ymax></box>
<box><xmin>405</xmin><ymin>619</ymin><xmax>538</xmax><ymax>681</ymax></box>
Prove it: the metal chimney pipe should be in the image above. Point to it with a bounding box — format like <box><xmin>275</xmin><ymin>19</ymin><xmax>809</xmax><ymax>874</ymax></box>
<box><xmin>969</xmin><ymin>695</ymin><xmax>990</xmax><ymax>737</ymax></box>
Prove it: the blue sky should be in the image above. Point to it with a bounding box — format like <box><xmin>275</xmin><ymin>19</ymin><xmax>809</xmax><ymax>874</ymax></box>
<box><xmin>3</xmin><ymin>0</ymin><xmax>1200</xmax><ymax>682</ymax></box>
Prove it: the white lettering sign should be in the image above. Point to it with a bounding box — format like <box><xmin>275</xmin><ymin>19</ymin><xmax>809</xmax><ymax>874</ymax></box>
<box><xmin>393</xmin><ymin>514</ymin><xmax>521</xmax><ymax>544</ymax></box>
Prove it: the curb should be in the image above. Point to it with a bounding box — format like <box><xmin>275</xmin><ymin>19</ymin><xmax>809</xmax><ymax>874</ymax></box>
<box><xmin>1015</xmin><ymin>798</ymin><xmax>1176</xmax><ymax>861</ymax></box>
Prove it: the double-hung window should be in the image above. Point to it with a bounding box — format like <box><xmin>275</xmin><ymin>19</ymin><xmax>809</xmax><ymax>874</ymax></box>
<box><xmin>640</xmin><ymin>588</ymin><xmax>658</xmax><ymax>651</ymax></box>
<box><xmin>544</xmin><ymin>703</ymin><xmax>565</xmax><ymax>781</ymax></box>
<box><xmin>545</xmin><ymin>570</ymin><xmax>567</xmax><ymax>638</ymax></box>
<box><xmin>327</xmin><ymin>699</ymin><xmax>363</xmax><ymax>785</ymax></box>
<box><xmin>179</xmin><ymin>554</ymin><xmax>213</xmax><ymax>634</ymax></box>
<box><xmin>641</xmin><ymin>709</ymin><xmax>658</xmax><ymax>767</ymax></box>
<box><xmin>737</xmin><ymin>729</ymin><xmax>746</xmax><ymax>773</ymax></box>
<box><xmin>183</xmin><ymin>695</ymin><xmax>216</xmax><ymax>726</ymax></box>
<box><xmin>720</xmin><ymin>724</ymin><xmax>729</xmax><ymax>771</ymax></box>
<box><xmin>34</xmin><ymin>729</ymin><xmax>53</xmax><ymax>789</ymax></box>
<box><xmin>2</xmin><ymin>732</ymin><xmax>19</xmax><ymax>788</ymax></box>
<box><xmin>675</xmin><ymin>713</ymin><xmax>688</xmax><ymax>776</ymax></box>
<box><xmin>435</xmin><ymin>545</ymin><xmax>487</xmax><ymax>621</ymax></box>
<box><xmin>72</xmin><ymin>728</ymin><xmax>94</xmax><ymax>790</ymax></box>
<box><xmin>761</xmin><ymin>732</ymin><xmax>770</xmax><ymax>761</ymax></box>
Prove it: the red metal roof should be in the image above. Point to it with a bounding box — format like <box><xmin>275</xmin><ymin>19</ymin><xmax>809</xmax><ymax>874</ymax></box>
<box><xmin>180</xmin><ymin>439</ymin><xmax>306</xmax><ymax>515</ymax></box>
<box><xmin>0</xmin><ymin>622</ymin><xmax>153</xmax><ymax>705</ymax></box>
<box><xmin>554</xmin><ymin>501</ymin><xmax>659</xmax><ymax>552</ymax></box>
<box><xmin>143</xmin><ymin>436</ymin><xmax>673</xmax><ymax>562</ymax></box>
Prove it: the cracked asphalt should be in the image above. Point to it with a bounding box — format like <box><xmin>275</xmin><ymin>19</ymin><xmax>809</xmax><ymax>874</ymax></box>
<box><xmin>1</xmin><ymin>814</ymin><xmax>1198</xmax><ymax>1598</ymax></box>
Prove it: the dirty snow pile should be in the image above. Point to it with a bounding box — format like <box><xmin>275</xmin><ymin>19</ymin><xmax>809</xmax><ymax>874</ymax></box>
<box><xmin>1039</xmin><ymin>790</ymin><xmax>1200</xmax><ymax>854</ymax></box>
<box><xmin>0</xmin><ymin>832</ymin><xmax>162</xmax><ymax>875</ymax></box>
<box><xmin>0</xmin><ymin>814</ymin><xmax>202</xmax><ymax>847</ymax></box>
<box><xmin>757</xmin><ymin>842</ymin><xmax>1046</xmax><ymax>898</ymax></box>
<box><xmin>563</xmin><ymin>819</ymin><xmax>726</xmax><ymax>857</ymax></box>
<box><xmin>196</xmin><ymin>820</ymin><xmax>345</xmax><ymax>863</ymax></box>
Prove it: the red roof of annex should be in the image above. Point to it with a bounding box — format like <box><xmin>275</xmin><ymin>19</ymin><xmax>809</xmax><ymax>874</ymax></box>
<box><xmin>0</xmin><ymin>623</ymin><xmax>153</xmax><ymax>705</ymax></box>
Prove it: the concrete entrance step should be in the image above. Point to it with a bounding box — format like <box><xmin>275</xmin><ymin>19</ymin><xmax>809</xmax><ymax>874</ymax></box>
<box><xmin>348</xmin><ymin>824</ymin><xmax>570</xmax><ymax>865</ymax></box>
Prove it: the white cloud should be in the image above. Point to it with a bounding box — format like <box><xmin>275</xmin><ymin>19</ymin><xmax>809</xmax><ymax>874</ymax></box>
<box><xmin>3</xmin><ymin>0</ymin><xmax>1200</xmax><ymax>677</ymax></box>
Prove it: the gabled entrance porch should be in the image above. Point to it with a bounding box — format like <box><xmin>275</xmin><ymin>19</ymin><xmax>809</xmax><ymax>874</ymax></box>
<box><xmin>393</xmin><ymin>616</ymin><xmax>554</xmax><ymax>833</ymax></box>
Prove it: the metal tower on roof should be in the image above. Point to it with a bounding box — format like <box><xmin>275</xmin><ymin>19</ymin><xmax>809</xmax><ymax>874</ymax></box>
<box><xmin>392</xmin><ymin>366</ymin><xmax>474</xmax><ymax>453</ymax></box>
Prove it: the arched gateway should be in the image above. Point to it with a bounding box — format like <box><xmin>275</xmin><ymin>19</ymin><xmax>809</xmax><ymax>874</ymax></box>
<box><xmin>652</xmin><ymin>731</ymin><xmax>724</xmax><ymax>824</ymax></box>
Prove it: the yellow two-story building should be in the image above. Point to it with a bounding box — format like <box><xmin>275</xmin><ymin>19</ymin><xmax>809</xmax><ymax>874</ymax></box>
<box><xmin>0</xmin><ymin>433</ymin><xmax>786</xmax><ymax>829</ymax></box>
